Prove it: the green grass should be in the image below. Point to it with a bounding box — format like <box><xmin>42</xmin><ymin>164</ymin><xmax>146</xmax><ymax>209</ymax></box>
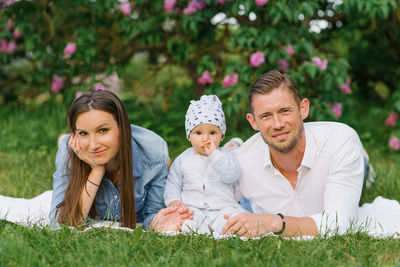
<box><xmin>1</xmin><ymin>102</ymin><xmax>399</xmax><ymax>266</ymax></box>
<box><xmin>0</xmin><ymin>224</ymin><xmax>399</xmax><ymax>266</ymax></box>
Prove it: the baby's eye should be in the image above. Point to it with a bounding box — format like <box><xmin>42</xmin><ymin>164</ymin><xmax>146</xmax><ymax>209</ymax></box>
<box><xmin>210</xmin><ymin>131</ymin><xmax>216</xmax><ymax>135</ymax></box>
<box><xmin>195</xmin><ymin>131</ymin><xmax>202</xmax><ymax>135</ymax></box>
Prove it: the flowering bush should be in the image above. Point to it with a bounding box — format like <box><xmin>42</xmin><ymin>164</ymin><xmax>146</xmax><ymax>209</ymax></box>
<box><xmin>0</xmin><ymin>0</ymin><xmax>399</xmax><ymax>150</ymax></box>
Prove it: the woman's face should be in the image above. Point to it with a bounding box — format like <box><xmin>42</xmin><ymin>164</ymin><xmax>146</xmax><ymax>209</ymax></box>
<box><xmin>75</xmin><ymin>109</ymin><xmax>120</xmax><ymax>166</ymax></box>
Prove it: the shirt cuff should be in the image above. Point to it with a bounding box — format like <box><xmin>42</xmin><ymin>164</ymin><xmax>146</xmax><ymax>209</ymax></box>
<box><xmin>310</xmin><ymin>210</ymin><xmax>350</xmax><ymax>236</ymax></box>
<box><xmin>164</xmin><ymin>197</ymin><xmax>180</xmax><ymax>207</ymax></box>
<box><xmin>143</xmin><ymin>213</ymin><xmax>157</xmax><ymax>230</ymax></box>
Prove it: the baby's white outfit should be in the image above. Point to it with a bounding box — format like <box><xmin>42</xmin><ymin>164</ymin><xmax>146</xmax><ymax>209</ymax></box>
<box><xmin>164</xmin><ymin>147</ymin><xmax>244</xmax><ymax>234</ymax></box>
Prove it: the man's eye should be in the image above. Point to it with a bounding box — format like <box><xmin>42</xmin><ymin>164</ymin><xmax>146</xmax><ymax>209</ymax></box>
<box><xmin>100</xmin><ymin>128</ymin><xmax>109</xmax><ymax>133</ymax></box>
<box><xmin>78</xmin><ymin>131</ymin><xmax>87</xmax><ymax>136</ymax></box>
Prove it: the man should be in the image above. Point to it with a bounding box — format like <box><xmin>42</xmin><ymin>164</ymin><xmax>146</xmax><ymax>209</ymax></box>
<box><xmin>222</xmin><ymin>70</ymin><xmax>365</xmax><ymax>237</ymax></box>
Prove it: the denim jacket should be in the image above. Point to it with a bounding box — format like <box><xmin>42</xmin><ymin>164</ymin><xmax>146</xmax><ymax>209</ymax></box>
<box><xmin>49</xmin><ymin>124</ymin><xmax>168</xmax><ymax>229</ymax></box>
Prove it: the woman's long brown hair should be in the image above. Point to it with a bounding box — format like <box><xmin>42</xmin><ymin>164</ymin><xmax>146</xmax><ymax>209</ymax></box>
<box><xmin>57</xmin><ymin>89</ymin><xmax>135</xmax><ymax>229</ymax></box>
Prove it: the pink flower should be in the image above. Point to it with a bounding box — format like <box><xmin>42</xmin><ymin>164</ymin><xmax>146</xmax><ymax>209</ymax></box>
<box><xmin>312</xmin><ymin>56</ymin><xmax>328</xmax><ymax>71</ymax></box>
<box><xmin>3</xmin><ymin>0</ymin><xmax>14</xmax><ymax>7</ymax></box>
<box><xmin>93</xmin><ymin>82</ymin><xmax>107</xmax><ymax>90</ymax></box>
<box><xmin>341</xmin><ymin>78</ymin><xmax>352</xmax><ymax>94</ymax></box>
<box><xmin>285</xmin><ymin>45</ymin><xmax>294</xmax><ymax>56</ymax></box>
<box><xmin>63</xmin><ymin>42</ymin><xmax>76</xmax><ymax>58</ymax></box>
<box><xmin>329</xmin><ymin>102</ymin><xmax>342</xmax><ymax>118</ymax></box>
<box><xmin>389</xmin><ymin>136</ymin><xmax>399</xmax><ymax>151</ymax></box>
<box><xmin>255</xmin><ymin>0</ymin><xmax>268</xmax><ymax>6</ymax></box>
<box><xmin>7</xmin><ymin>19</ymin><xmax>14</xmax><ymax>30</ymax></box>
<box><xmin>183</xmin><ymin>0</ymin><xmax>198</xmax><ymax>15</ymax></box>
<box><xmin>120</xmin><ymin>2</ymin><xmax>131</xmax><ymax>16</ymax></box>
<box><xmin>278</xmin><ymin>59</ymin><xmax>289</xmax><ymax>72</ymax></box>
<box><xmin>164</xmin><ymin>0</ymin><xmax>176</xmax><ymax>12</ymax></box>
<box><xmin>13</xmin><ymin>28</ymin><xmax>21</xmax><ymax>39</ymax></box>
<box><xmin>249</xmin><ymin>51</ymin><xmax>265</xmax><ymax>67</ymax></box>
<box><xmin>75</xmin><ymin>91</ymin><xmax>83</xmax><ymax>99</ymax></box>
<box><xmin>222</xmin><ymin>72</ymin><xmax>238</xmax><ymax>87</ymax></box>
<box><xmin>0</xmin><ymin>39</ymin><xmax>7</xmax><ymax>53</ymax></box>
<box><xmin>197</xmin><ymin>71</ymin><xmax>213</xmax><ymax>85</ymax></box>
<box><xmin>385</xmin><ymin>111</ymin><xmax>399</xmax><ymax>126</ymax></box>
<box><xmin>7</xmin><ymin>41</ymin><xmax>16</xmax><ymax>53</ymax></box>
<box><xmin>51</xmin><ymin>75</ymin><xmax>66</xmax><ymax>93</ymax></box>
<box><xmin>216</xmin><ymin>0</ymin><xmax>232</xmax><ymax>4</ymax></box>
<box><xmin>196</xmin><ymin>0</ymin><xmax>206</xmax><ymax>10</ymax></box>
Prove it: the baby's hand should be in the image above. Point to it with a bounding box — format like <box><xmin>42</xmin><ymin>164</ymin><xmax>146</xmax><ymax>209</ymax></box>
<box><xmin>203</xmin><ymin>140</ymin><xmax>217</xmax><ymax>156</ymax></box>
<box><xmin>168</xmin><ymin>200</ymin><xmax>185</xmax><ymax>208</ymax></box>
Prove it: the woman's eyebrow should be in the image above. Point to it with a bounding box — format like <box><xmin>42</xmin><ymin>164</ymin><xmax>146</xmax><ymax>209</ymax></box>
<box><xmin>95</xmin><ymin>123</ymin><xmax>110</xmax><ymax>129</ymax></box>
<box><xmin>75</xmin><ymin>123</ymin><xmax>110</xmax><ymax>132</ymax></box>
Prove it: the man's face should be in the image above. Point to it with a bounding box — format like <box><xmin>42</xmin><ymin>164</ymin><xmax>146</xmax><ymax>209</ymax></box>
<box><xmin>246</xmin><ymin>86</ymin><xmax>309</xmax><ymax>153</ymax></box>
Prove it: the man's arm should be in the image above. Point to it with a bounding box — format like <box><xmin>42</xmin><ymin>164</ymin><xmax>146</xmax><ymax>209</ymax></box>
<box><xmin>221</xmin><ymin>212</ymin><xmax>318</xmax><ymax>237</ymax></box>
<box><xmin>311</xmin><ymin>142</ymin><xmax>364</xmax><ymax>235</ymax></box>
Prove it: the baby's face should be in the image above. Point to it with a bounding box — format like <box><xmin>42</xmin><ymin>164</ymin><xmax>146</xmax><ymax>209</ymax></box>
<box><xmin>188</xmin><ymin>124</ymin><xmax>223</xmax><ymax>156</ymax></box>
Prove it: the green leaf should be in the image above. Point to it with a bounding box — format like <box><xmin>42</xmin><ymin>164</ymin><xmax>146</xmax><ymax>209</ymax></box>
<box><xmin>394</xmin><ymin>100</ymin><xmax>400</xmax><ymax>112</ymax></box>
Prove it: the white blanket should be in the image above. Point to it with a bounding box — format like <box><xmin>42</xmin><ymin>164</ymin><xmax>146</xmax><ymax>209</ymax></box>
<box><xmin>1</xmin><ymin>191</ymin><xmax>399</xmax><ymax>239</ymax></box>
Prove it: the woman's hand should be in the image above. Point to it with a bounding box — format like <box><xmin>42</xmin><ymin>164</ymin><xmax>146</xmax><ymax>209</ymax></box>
<box><xmin>150</xmin><ymin>206</ymin><xmax>194</xmax><ymax>232</ymax></box>
<box><xmin>68</xmin><ymin>133</ymin><xmax>104</xmax><ymax>173</ymax></box>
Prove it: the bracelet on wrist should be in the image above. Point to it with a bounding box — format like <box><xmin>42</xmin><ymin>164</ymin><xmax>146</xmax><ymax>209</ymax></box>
<box><xmin>273</xmin><ymin>213</ymin><xmax>286</xmax><ymax>235</ymax></box>
<box><xmin>87</xmin><ymin>179</ymin><xmax>100</xmax><ymax>187</ymax></box>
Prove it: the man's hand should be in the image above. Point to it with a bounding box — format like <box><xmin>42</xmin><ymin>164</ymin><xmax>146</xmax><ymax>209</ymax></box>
<box><xmin>221</xmin><ymin>212</ymin><xmax>282</xmax><ymax>237</ymax></box>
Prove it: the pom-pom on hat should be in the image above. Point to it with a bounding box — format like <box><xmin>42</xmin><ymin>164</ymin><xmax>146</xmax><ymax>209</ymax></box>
<box><xmin>185</xmin><ymin>95</ymin><xmax>226</xmax><ymax>138</ymax></box>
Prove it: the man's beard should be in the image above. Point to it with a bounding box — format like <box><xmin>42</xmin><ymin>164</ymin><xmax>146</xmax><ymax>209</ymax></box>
<box><xmin>262</xmin><ymin>124</ymin><xmax>304</xmax><ymax>153</ymax></box>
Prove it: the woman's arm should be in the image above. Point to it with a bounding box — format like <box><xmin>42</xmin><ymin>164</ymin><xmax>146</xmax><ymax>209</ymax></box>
<box><xmin>49</xmin><ymin>135</ymin><xmax>70</xmax><ymax>226</ymax></box>
<box><xmin>68</xmin><ymin>133</ymin><xmax>105</xmax><ymax>221</ymax></box>
<box><xmin>79</xmin><ymin>168</ymin><xmax>104</xmax><ymax>217</ymax></box>
<box><xmin>141</xmin><ymin>139</ymin><xmax>169</xmax><ymax>229</ymax></box>
<box><xmin>50</xmin><ymin>134</ymin><xmax>106</xmax><ymax>226</ymax></box>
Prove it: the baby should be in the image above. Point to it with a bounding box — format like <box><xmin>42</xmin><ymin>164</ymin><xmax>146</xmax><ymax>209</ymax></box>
<box><xmin>164</xmin><ymin>95</ymin><xmax>244</xmax><ymax>234</ymax></box>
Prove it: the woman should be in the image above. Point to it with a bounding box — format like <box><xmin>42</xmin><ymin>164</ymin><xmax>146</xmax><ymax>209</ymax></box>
<box><xmin>50</xmin><ymin>89</ymin><xmax>192</xmax><ymax>230</ymax></box>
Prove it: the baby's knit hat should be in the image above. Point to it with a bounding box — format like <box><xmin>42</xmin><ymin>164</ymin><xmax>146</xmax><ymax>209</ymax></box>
<box><xmin>185</xmin><ymin>95</ymin><xmax>226</xmax><ymax>138</ymax></box>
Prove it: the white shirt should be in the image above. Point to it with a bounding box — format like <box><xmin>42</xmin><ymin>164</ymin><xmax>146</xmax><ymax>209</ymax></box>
<box><xmin>234</xmin><ymin>122</ymin><xmax>365</xmax><ymax>235</ymax></box>
<box><xmin>164</xmin><ymin>147</ymin><xmax>241</xmax><ymax>210</ymax></box>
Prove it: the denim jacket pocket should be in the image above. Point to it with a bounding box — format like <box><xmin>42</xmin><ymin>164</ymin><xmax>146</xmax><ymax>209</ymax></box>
<box><xmin>95</xmin><ymin>194</ymin><xmax>113</xmax><ymax>220</ymax></box>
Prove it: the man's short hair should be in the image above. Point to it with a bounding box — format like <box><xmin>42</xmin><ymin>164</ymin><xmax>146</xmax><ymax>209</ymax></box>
<box><xmin>248</xmin><ymin>70</ymin><xmax>301</xmax><ymax>112</ymax></box>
